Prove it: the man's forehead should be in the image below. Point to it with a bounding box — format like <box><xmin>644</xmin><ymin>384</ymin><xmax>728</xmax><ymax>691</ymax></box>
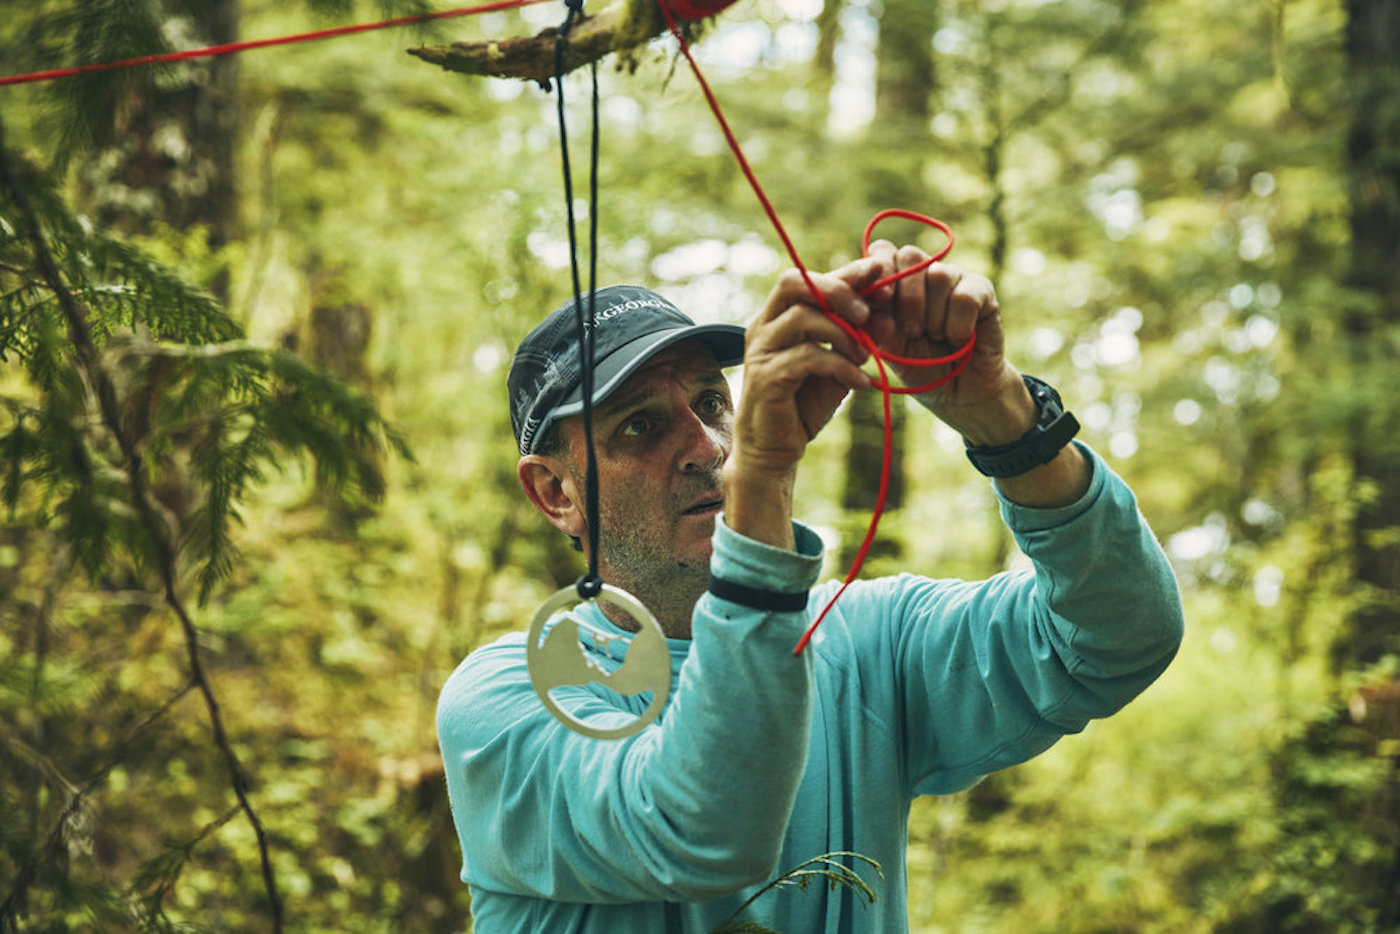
<box><xmin>602</xmin><ymin>341</ymin><xmax>726</xmax><ymax>405</ymax></box>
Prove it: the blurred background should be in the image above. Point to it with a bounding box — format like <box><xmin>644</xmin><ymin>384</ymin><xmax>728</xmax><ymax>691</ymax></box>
<box><xmin>1</xmin><ymin>0</ymin><xmax>1397</xmax><ymax>929</ymax></box>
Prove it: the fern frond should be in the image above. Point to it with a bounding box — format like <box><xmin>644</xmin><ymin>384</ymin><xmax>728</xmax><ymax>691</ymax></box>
<box><xmin>709</xmin><ymin>922</ymin><xmax>781</xmax><ymax>934</ymax></box>
<box><xmin>3</xmin><ymin>142</ymin><xmax>408</xmax><ymax>606</ymax></box>
<box><xmin>94</xmin><ymin>337</ymin><xmax>410</xmax><ymax>603</ymax></box>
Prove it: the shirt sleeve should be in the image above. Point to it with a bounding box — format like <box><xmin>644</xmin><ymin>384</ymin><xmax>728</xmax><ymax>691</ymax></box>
<box><xmin>815</xmin><ymin>442</ymin><xmax>1184</xmax><ymax>796</ymax></box>
<box><xmin>436</xmin><ymin>518</ymin><xmax>825</xmax><ymax>904</ymax></box>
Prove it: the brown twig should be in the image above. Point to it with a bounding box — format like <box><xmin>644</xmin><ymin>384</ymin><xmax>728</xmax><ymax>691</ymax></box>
<box><xmin>0</xmin><ymin>119</ymin><xmax>284</xmax><ymax>931</ymax></box>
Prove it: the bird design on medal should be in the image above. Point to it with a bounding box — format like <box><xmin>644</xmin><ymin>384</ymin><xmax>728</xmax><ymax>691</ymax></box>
<box><xmin>526</xmin><ymin>584</ymin><xmax>671</xmax><ymax>740</ymax></box>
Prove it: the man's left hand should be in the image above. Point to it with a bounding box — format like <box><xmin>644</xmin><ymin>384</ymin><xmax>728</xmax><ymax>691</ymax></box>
<box><xmin>861</xmin><ymin>240</ymin><xmax>1037</xmax><ymax>447</ymax></box>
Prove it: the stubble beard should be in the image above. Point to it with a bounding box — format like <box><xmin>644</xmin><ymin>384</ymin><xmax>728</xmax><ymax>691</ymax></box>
<box><xmin>592</xmin><ymin>482</ymin><xmax>719</xmax><ymax>640</ymax></box>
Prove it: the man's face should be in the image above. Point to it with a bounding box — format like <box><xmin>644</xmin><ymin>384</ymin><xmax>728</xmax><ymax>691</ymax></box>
<box><xmin>559</xmin><ymin>341</ymin><xmax>734</xmax><ymax>602</ymax></box>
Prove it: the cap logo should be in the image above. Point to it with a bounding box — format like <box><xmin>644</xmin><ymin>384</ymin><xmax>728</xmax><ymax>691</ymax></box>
<box><xmin>518</xmin><ymin>414</ymin><xmax>541</xmax><ymax>454</ymax></box>
<box><xmin>585</xmin><ymin>297</ymin><xmax>672</xmax><ymax>330</ymax></box>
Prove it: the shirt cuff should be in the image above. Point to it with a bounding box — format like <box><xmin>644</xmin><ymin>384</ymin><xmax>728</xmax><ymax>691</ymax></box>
<box><xmin>710</xmin><ymin>513</ymin><xmax>825</xmax><ymax>593</ymax></box>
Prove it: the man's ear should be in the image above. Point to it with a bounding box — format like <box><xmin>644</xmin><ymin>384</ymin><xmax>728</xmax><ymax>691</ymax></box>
<box><xmin>518</xmin><ymin>455</ymin><xmax>585</xmax><ymax>540</ymax></box>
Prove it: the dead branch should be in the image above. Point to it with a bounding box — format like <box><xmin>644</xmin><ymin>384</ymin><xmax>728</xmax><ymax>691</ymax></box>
<box><xmin>408</xmin><ymin>0</ymin><xmax>690</xmax><ymax>86</ymax></box>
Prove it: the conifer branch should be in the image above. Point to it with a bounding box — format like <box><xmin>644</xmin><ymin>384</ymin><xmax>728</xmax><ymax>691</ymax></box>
<box><xmin>0</xmin><ymin>120</ymin><xmax>285</xmax><ymax>932</ymax></box>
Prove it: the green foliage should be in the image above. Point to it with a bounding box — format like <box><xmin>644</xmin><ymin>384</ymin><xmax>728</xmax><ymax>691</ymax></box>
<box><xmin>0</xmin><ymin>145</ymin><xmax>405</xmax><ymax>602</ymax></box>
<box><xmin>1</xmin><ymin>0</ymin><xmax>1398</xmax><ymax>929</ymax></box>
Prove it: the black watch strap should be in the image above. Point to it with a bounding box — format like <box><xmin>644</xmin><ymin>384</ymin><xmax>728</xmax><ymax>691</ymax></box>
<box><xmin>964</xmin><ymin>375</ymin><xmax>1080</xmax><ymax>478</ymax></box>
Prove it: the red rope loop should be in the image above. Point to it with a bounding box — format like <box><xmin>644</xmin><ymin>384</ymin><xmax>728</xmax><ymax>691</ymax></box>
<box><xmin>655</xmin><ymin>2</ymin><xmax>977</xmax><ymax>654</ymax></box>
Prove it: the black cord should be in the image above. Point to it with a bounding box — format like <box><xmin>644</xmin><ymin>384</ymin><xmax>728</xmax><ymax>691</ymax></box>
<box><xmin>554</xmin><ymin>2</ymin><xmax>603</xmax><ymax>601</ymax></box>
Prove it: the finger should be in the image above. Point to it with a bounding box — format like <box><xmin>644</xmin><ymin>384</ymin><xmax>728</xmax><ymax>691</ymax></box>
<box><xmin>739</xmin><ymin>344</ymin><xmax>870</xmax><ymax>440</ymax></box>
<box><xmin>922</xmin><ymin>262</ymin><xmax>965</xmax><ymax>342</ymax></box>
<box><xmin>895</xmin><ymin>245</ymin><xmax>931</xmax><ymax>338</ymax></box>
<box><xmin>757</xmin><ymin>267</ymin><xmax>872</xmax><ymax>330</ymax></box>
<box><xmin>751</xmin><ymin>301</ymin><xmax>870</xmax><ymax>367</ymax></box>
<box><xmin>945</xmin><ymin>272</ymin><xmax>998</xmax><ymax>347</ymax></box>
<box><xmin>774</xmin><ymin>342</ymin><xmax>872</xmax><ymax>393</ymax></box>
<box><xmin>860</xmin><ymin>239</ymin><xmax>899</xmax><ymax>304</ymax></box>
<box><xmin>833</xmin><ymin>250</ymin><xmax>894</xmax><ymax>291</ymax></box>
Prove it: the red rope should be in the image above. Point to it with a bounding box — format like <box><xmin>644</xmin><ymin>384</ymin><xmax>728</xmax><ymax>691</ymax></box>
<box><xmin>4</xmin><ymin>0</ymin><xmax>975</xmax><ymax>658</ymax></box>
<box><xmin>0</xmin><ymin>0</ymin><xmax>554</xmax><ymax>88</ymax></box>
<box><xmin>655</xmin><ymin>1</ymin><xmax>976</xmax><ymax>655</ymax></box>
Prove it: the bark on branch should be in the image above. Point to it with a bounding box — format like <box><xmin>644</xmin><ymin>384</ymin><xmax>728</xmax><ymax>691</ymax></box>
<box><xmin>408</xmin><ymin>0</ymin><xmax>693</xmax><ymax>86</ymax></box>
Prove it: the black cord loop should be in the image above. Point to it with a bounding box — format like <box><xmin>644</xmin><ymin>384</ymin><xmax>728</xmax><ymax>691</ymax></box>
<box><xmin>554</xmin><ymin>2</ymin><xmax>603</xmax><ymax>604</ymax></box>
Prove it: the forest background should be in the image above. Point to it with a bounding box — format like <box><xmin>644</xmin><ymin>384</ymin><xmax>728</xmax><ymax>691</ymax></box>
<box><xmin>1</xmin><ymin>0</ymin><xmax>1398</xmax><ymax>930</ymax></box>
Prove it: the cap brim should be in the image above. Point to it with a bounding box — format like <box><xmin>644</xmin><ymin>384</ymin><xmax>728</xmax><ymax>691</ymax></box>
<box><xmin>545</xmin><ymin>322</ymin><xmax>746</xmax><ymax>432</ymax></box>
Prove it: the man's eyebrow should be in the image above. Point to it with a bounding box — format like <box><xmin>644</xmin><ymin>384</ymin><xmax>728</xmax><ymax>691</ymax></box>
<box><xmin>596</xmin><ymin>386</ymin><xmax>657</xmax><ymax>420</ymax></box>
<box><xmin>596</xmin><ymin>369</ymin><xmax>729</xmax><ymax>420</ymax></box>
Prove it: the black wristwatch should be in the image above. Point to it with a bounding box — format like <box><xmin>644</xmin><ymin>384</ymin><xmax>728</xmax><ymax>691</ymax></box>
<box><xmin>964</xmin><ymin>375</ymin><xmax>1080</xmax><ymax>478</ymax></box>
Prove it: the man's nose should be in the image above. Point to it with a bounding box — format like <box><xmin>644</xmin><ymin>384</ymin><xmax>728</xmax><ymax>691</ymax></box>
<box><xmin>678</xmin><ymin>411</ymin><xmax>728</xmax><ymax>473</ymax></box>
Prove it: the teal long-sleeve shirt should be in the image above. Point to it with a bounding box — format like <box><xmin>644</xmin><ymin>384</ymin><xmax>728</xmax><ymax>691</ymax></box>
<box><xmin>436</xmin><ymin>446</ymin><xmax>1184</xmax><ymax>932</ymax></box>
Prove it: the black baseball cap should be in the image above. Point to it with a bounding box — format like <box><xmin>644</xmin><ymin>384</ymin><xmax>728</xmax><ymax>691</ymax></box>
<box><xmin>508</xmin><ymin>285</ymin><xmax>747</xmax><ymax>455</ymax></box>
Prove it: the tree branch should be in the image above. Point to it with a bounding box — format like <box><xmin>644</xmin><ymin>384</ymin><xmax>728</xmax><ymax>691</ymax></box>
<box><xmin>408</xmin><ymin>0</ymin><xmax>679</xmax><ymax>85</ymax></box>
<box><xmin>0</xmin><ymin>121</ymin><xmax>284</xmax><ymax>932</ymax></box>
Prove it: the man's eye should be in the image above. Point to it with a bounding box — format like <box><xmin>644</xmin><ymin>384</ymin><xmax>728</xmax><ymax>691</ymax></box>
<box><xmin>619</xmin><ymin>416</ymin><xmax>651</xmax><ymax>437</ymax></box>
<box><xmin>697</xmin><ymin>394</ymin><xmax>729</xmax><ymax>416</ymax></box>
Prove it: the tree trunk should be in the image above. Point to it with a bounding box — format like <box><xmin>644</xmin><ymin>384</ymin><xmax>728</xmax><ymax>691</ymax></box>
<box><xmin>839</xmin><ymin>0</ymin><xmax>935</xmax><ymax>568</ymax></box>
<box><xmin>79</xmin><ymin>1</ymin><xmax>241</xmax><ymax>285</ymax></box>
<box><xmin>1343</xmin><ymin>0</ymin><xmax>1400</xmax><ymax>921</ymax></box>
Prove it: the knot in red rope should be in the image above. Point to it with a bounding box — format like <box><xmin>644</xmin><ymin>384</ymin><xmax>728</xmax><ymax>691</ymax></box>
<box><xmin>657</xmin><ymin>0</ymin><xmax>741</xmax><ymax>21</ymax></box>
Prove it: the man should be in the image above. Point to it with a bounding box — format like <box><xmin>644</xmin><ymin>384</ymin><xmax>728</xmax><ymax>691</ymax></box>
<box><xmin>437</xmin><ymin>243</ymin><xmax>1184</xmax><ymax>932</ymax></box>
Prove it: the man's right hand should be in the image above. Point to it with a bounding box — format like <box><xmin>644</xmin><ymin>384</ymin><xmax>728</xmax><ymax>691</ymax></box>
<box><xmin>721</xmin><ymin>258</ymin><xmax>892</xmax><ymax>550</ymax></box>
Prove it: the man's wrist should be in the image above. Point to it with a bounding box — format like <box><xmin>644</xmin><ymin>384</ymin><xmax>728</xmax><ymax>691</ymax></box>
<box><xmin>921</xmin><ymin>373</ymin><xmax>1038</xmax><ymax>447</ymax></box>
<box><xmin>951</xmin><ymin>381</ymin><xmax>1039</xmax><ymax>447</ymax></box>
<box><xmin>994</xmin><ymin>441</ymin><xmax>1092</xmax><ymax>508</ymax></box>
<box><xmin>722</xmin><ymin>457</ymin><xmax>797</xmax><ymax>551</ymax></box>
<box><xmin>963</xmin><ymin>375</ymin><xmax>1080</xmax><ymax>478</ymax></box>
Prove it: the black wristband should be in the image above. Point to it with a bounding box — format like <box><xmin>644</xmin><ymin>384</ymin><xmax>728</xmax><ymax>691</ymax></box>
<box><xmin>707</xmin><ymin>576</ymin><xmax>809</xmax><ymax>613</ymax></box>
<box><xmin>964</xmin><ymin>375</ymin><xmax>1080</xmax><ymax>478</ymax></box>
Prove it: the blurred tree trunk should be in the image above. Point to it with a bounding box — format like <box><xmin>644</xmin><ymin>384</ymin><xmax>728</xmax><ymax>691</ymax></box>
<box><xmin>79</xmin><ymin>1</ymin><xmax>241</xmax><ymax>297</ymax></box>
<box><xmin>1342</xmin><ymin>0</ymin><xmax>1400</xmax><ymax>921</ymax></box>
<box><xmin>1342</xmin><ymin>0</ymin><xmax>1400</xmax><ymax>668</ymax></box>
<box><xmin>814</xmin><ymin>0</ymin><xmax>842</xmax><ymax>82</ymax></box>
<box><xmin>840</xmin><ymin>0</ymin><xmax>935</xmax><ymax>567</ymax></box>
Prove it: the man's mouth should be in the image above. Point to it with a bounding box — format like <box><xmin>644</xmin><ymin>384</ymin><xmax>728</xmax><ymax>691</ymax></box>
<box><xmin>682</xmin><ymin>496</ymin><xmax>724</xmax><ymax>516</ymax></box>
